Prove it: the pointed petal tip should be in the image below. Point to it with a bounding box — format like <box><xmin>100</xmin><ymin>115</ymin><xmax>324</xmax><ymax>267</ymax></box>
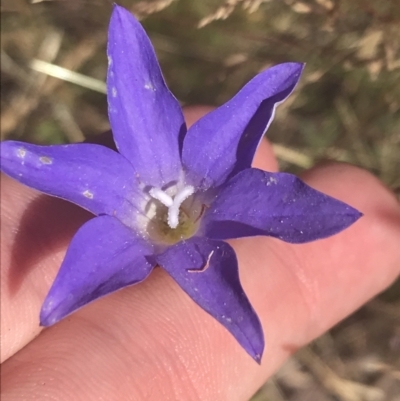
<box><xmin>39</xmin><ymin>299</ymin><xmax>62</xmax><ymax>327</ymax></box>
<box><xmin>253</xmin><ymin>353</ymin><xmax>263</xmax><ymax>365</ymax></box>
<box><xmin>39</xmin><ymin>315</ymin><xmax>56</xmax><ymax>327</ymax></box>
<box><xmin>205</xmin><ymin>169</ymin><xmax>364</xmax><ymax>243</ymax></box>
<box><xmin>296</xmin><ymin>61</ymin><xmax>306</xmax><ymax>74</ymax></box>
<box><xmin>39</xmin><ymin>216</ymin><xmax>154</xmax><ymax>328</ymax></box>
<box><xmin>285</xmin><ymin>61</ymin><xmax>305</xmax><ymax>69</ymax></box>
<box><xmin>107</xmin><ymin>3</ymin><xmax>184</xmax><ymax>186</ymax></box>
<box><xmin>255</xmin><ymin>61</ymin><xmax>305</xmax><ymax>87</ymax></box>
<box><xmin>348</xmin><ymin>207</ymin><xmax>363</xmax><ymax>226</ymax></box>
<box><xmin>110</xmin><ymin>4</ymin><xmax>139</xmax><ymax>28</ymax></box>
<box><xmin>339</xmin><ymin>202</ymin><xmax>363</xmax><ymax>224</ymax></box>
<box><xmin>157</xmin><ymin>238</ymin><xmax>266</xmax><ymax>363</ymax></box>
<box><xmin>241</xmin><ymin>309</ymin><xmax>265</xmax><ymax>363</ymax></box>
<box><xmin>354</xmin><ymin>209</ymin><xmax>363</xmax><ymax>220</ymax></box>
<box><xmin>111</xmin><ymin>3</ymin><xmax>128</xmax><ymax>16</ymax></box>
<box><xmin>268</xmin><ymin>62</ymin><xmax>305</xmax><ymax>88</ymax></box>
<box><xmin>248</xmin><ymin>338</ymin><xmax>264</xmax><ymax>364</ymax></box>
<box><xmin>275</xmin><ymin>61</ymin><xmax>305</xmax><ymax>78</ymax></box>
<box><xmin>296</xmin><ymin>61</ymin><xmax>306</xmax><ymax>69</ymax></box>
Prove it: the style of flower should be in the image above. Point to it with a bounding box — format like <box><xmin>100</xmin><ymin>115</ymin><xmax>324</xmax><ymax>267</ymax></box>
<box><xmin>0</xmin><ymin>5</ymin><xmax>362</xmax><ymax>362</ymax></box>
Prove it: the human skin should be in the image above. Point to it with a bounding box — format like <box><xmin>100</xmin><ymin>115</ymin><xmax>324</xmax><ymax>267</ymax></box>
<box><xmin>1</xmin><ymin>106</ymin><xmax>400</xmax><ymax>401</ymax></box>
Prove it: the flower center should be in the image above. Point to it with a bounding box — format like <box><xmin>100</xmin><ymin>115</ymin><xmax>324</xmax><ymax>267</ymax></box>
<box><xmin>149</xmin><ymin>186</ymin><xmax>195</xmax><ymax>229</ymax></box>
<box><xmin>146</xmin><ymin>185</ymin><xmax>202</xmax><ymax>245</ymax></box>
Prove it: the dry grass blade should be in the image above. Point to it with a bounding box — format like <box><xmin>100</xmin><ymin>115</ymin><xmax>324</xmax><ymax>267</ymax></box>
<box><xmin>334</xmin><ymin>98</ymin><xmax>376</xmax><ymax>170</ymax></box>
<box><xmin>51</xmin><ymin>101</ymin><xmax>85</xmax><ymax>143</ymax></box>
<box><xmin>1</xmin><ymin>33</ymin><xmax>104</xmax><ymax>139</ymax></box>
<box><xmin>30</xmin><ymin>59</ymin><xmax>107</xmax><ymax>94</ymax></box>
<box><xmin>198</xmin><ymin>0</ymin><xmax>242</xmax><ymax>28</ymax></box>
<box><xmin>272</xmin><ymin>143</ymin><xmax>313</xmax><ymax>169</ymax></box>
<box><xmin>132</xmin><ymin>0</ymin><xmax>177</xmax><ymax>18</ymax></box>
<box><xmin>198</xmin><ymin>0</ymin><xmax>268</xmax><ymax>27</ymax></box>
<box><xmin>296</xmin><ymin>347</ymin><xmax>385</xmax><ymax>401</ymax></box>
<box><xmin>1</xmin><ymin>29</ymin><xmax>64</xmax><ymax>138</ymax></box>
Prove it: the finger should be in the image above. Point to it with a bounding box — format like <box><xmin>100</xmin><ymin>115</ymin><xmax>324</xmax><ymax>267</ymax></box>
<box><xmin>0</xmin><ymin>106</ymin><xmax>278</xmax><ymax>362</ymax></box>
<box><xmin>2</xmin><ymin>163</ymin><xmax>399</xmax><ymax>400</ymax></box>
<box><xmin>0</xmin><ymin>176</ymin><xmax>91</xmax><ymax>362</ymax></box>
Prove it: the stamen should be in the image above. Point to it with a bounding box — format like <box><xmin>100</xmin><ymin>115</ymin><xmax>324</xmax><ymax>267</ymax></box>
<box><xmin>194</xmin><ymin>203</ymin><xmax>209</xmax><ymax>223</ymax></box>
<box><xmin>168</xmin><ymin>186</ymin><xmax>194</xmax><ymax>229</ymax></box>
<box><xmin>149</xmin><ymin>188</ymin><xmax>173</xmax><ymax>207</ymax></box>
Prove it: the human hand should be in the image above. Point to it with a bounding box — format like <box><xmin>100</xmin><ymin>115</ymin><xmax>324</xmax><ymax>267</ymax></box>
<box><xmin>1</xmin><ymin>107</ymin><xmax>400</xmax><ymax>401</ymax></box>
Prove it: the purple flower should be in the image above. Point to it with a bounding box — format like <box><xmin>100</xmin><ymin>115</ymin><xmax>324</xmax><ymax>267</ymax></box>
<box><xmin>0</xmin><ymin>5</ymin><xmax>361</xmax><ymax>362</ymax></box>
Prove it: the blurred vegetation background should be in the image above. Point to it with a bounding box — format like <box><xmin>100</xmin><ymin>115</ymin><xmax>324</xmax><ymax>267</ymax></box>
<box><xmin>1</xmin><ymin>0</ymin><xmax>399</xmax><ymax>399</ymax></box>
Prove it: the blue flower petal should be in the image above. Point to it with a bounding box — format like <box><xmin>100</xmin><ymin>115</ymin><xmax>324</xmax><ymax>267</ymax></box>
<box><xmin>107</xmin><ymin>5</ymin><xmax>186</xmax><ymax>187</ymax></box>
<box><xmin>156</xmin><ymin>237</ymin><xmax>264</xmax><ymax>362</ymax></box>
<box><xmin>40</xmin><ymin>215</ymin><xmax>154</xmax><ymax>326</ymax></box>
<box><xmin>204</xmin><ymin>168</ymin><xmax>362</xmax><ymax>243</ymax></box>
<box><xmin>182</xmin><ymin>63</ymin><xmax>303</xmax><ymax>190</ymax></box>
<box><xmin>0</xmin><ymin>141</ymin><xmax>146</xmax><ymax>224</ymax></box>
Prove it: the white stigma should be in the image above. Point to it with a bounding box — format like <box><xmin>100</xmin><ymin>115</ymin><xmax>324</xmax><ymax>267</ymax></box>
<box><xmin>168</xmin><ymin>186</ymin><xmax>195</xmax><ymax>229</ymax></box>
<box><xmin>149</xmin><ymin>185</ymin><xmax>195</xmax><ymax>229</ymax></box>
<box><xmin>149</xmin><ymin>188</ymin><xmax>173</xmax><ymax>207</ymax></box>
